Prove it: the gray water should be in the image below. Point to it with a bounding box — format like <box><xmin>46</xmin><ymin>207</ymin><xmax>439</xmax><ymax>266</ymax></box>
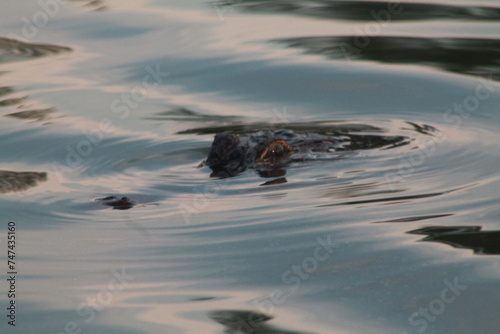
<box><xmin>1</xmin><ymin>1</ymin><xmax>500</xmax><ymax>333</ymax></box>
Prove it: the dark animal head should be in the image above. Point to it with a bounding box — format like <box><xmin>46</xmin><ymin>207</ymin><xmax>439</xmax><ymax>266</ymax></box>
<box><xmin>206</xmin><ymin>133</ymin><xmax>295</xmax><ymax>178</ymax></box>
<box><xmin>206</xmin><ymin>133</ymin><xmax>247</xmax><ymax>177</ymax></box>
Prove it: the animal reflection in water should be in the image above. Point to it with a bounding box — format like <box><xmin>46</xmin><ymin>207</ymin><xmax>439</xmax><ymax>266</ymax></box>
<box><xmin>209</xmin><ymin>309</ymin><xmax>305</xmax><ymax>334</ymax></box>
<box><xmin>205</xmin><ymin>129</ymin><xmax>409</xmax><ymax>178</ymax></box>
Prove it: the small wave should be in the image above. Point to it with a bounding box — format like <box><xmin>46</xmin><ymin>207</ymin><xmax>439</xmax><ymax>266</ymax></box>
<box><xmin>0</xmin><ymin>170</ymin><xmax>47</xmax><ymax>194</ymax></box>
<box><xmin>5</xmin><ymin>108</ymin><xmax>58</xmax><ymax>123</ymax></box>
<box><xmin>275</xmin><ymin>36</ymin><xmax>500</xmax><ymax>81</ymax></box>
<box><xmin>213</xmin><ymin>0</ymin><xmax>500</xmax><ymax>22</ymax></box>
<box><xmin>408</xmin><ymin>225</ymin><xmax>500</xmax><ymax>255</ymax></box>
<box><xmin>0</xmin><ymin>36</ymin><xmax>71</xmax><ymax>63</ymax></box>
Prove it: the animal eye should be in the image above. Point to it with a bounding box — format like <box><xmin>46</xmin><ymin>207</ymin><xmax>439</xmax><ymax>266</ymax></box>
<box><xmin>259</xmin><ymin>140</ymin><xmax>292</xmax><ymax>161</ymax></box>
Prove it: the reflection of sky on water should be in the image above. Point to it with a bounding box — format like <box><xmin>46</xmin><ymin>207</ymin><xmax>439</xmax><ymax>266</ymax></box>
<box><xmin>1</xmin><ymin>0</ymin><xmax>500</xmax><ymax>333</ymax></box>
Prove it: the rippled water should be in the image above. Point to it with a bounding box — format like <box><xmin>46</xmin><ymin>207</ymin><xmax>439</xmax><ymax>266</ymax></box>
<box><xmin>1</xmin><ymin>1</ymin><xmax>500</xmax><ymax>333</ymax></box>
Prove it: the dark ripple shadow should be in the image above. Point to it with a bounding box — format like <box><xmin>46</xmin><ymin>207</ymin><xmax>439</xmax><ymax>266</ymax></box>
<box><xmin>179</xmin><ymin>120</ymin><xmax>408</xmax><ymax>136</ymax></box>
<box><xmin>147</xmin><ymin>106</ymin><xmax>241</xmax><ymax>122</ymax></box>
<box><xmin>318</xmin><ymin>184</ymin><xmax>471</xmax><ymax>207</ymax></box>
<box><xmin>5</xmin><ymin>108</ymin><xmax>59</xmax><ymax>123</ymax></box>
<box><xmin>403</xmin><ymin>121</ymin><xmax>440</xmax><ymax>136</ymax></box>
<box><xmin>0</xmin><ymin>85</ymin><xmax>60</xmax><ymax>124</ymax></box>
<box><xmin>0</xmin><ymin>36</ymin><xmax>72</xmax><ymax>63</ymax></box>
<box><xmin>275</xmin><ymin>36</ymin><xmax>500</xmax><ymax>81</ymax></box>
<box><xmin>317</xmin><ymin>180</ymin><xmax>406</xmax><ymax>200</ymax></box>
<box><xmin>0</xmin><ymin>170</ymin><xmax>47</xmax><ymax>194</ymax></box>
<box><xmin>214</xmin><ymin>0</ymin><xmax>500</xmax><ymax>21</ymax></box>
<box><xmin>0</xmin><ymin>86</ymin><xmax>14</xmax><ymax>97</ymax></box>
<box><xmin>319</xmin><ymin>190</ymin><xmax>445</xmax><ymax>207</ymax></box>
<box><xmin>0</xmin><ymin>96</ymin><xmax>28</xmax><ymax>107</ymax></box>
<box><xmin>70</xmin><ymin>0</ymin><xmax>109</xmax><ymax>11</ymax></box>
<box><xmin>408</xmin><ymin>225</ymin><xmax>500</xmax><ymax>255</ymax></box>
<box><xmin>0</xmin><ymin>86</ymin><xmax>27</xmax><ymax>108</ymax></box>
<box><xmin>0</xmin><ymin>37</ymin><xmax>70</xmax><ymax>128</ymax></box>
<box><xmin>374</xmin><ymin>213</ymin><xmax>453</xmax><ymax>223</ymax></box>
<box><xmin>0</xmin><ymin>85</ymin><xmax>28</xmax><ymax>107</ymax></box>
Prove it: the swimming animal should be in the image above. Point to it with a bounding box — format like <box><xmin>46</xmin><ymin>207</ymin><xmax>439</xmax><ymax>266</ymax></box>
<box><xmin>205</xmin><ymin>129</ymin><xmax>407</xmax><ymax>177</ymax></box>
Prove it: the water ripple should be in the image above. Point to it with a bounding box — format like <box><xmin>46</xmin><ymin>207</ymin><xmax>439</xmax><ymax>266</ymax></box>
<box><xmin>214</xmin><ymin>0</ymin><xmax>500</xmax><ymax>22</ymax></box>
<box><xmin>0</xmin><ymin>36</ymin><xmax>71</xmax><ymax>63</ymax></box>
<box><xmin>275</xmin><ymin>36</ymin><xmax>500</xmax><ymax>81</ymax></box>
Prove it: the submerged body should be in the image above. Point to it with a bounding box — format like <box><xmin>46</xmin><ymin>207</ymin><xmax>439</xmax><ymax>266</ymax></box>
<box><xmin>205</xmin><ymin>129</ymin><xmax>407</xmax><ymax>177</ymax></box>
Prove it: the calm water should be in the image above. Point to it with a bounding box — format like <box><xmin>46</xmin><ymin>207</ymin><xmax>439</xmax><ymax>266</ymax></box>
<box><xmin>1</xmin><ymin>1</ymin><xmax>500</xmax><ymax>333</ymax></box>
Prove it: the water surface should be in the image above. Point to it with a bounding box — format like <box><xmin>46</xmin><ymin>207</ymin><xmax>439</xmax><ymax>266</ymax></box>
<box><xmin>1</xmin><ymin>1</ymin><xmax>500</xmax><ymax>333</ymax></box>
